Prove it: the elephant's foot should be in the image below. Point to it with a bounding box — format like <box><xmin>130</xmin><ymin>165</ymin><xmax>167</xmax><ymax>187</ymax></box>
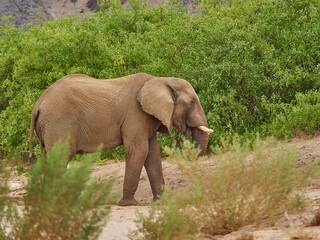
<box><xmin>118</xmin><ymin>198</ymin><xmax>139</xmax><ymax>206</ymax></box>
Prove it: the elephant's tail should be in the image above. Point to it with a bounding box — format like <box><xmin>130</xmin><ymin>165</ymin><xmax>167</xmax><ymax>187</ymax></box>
<box><xmin>28</xmin><ymin>106</ymin><xmax>39</xmax><ymax>163</ymax></box>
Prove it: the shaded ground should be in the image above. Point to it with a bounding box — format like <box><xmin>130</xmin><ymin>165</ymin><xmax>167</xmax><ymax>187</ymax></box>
<box><xmin>8</xmin><ymin>135</ymin><xmax>320</xmax><ymax>239</ymax></box>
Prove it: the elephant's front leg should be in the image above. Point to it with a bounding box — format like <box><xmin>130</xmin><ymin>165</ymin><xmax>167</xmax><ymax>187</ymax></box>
<box><xmin>118</xmin><ymin>140</ymin><xmax>149</xmax><ymax>206</ymax></box>
<box><xmin>144</xmin><ymin>134</ymin><xmax>165</xmax><ymax>200</ymax></box>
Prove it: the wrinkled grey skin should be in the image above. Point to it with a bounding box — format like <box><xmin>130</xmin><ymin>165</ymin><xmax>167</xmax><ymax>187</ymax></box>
<box><xmin>29</xmin><ymin>73</ymin><xmax>209</xmax><ymax>206</ymax></box>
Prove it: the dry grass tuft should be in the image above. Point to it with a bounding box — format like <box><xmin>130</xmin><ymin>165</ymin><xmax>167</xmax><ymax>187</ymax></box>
<box><xmin>131</xmin><ymin>137</ymin><xmax>317</xmax><ymax>239</ymax></box>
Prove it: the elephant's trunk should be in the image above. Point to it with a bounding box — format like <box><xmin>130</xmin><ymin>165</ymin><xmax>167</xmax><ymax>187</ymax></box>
<box><xmin>190</xmin><ymin>127</ymin><xmax>209</xmax><ymax>156</ymax></box>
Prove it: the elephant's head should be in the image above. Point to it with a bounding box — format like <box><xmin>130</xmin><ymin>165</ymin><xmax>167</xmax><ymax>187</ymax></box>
<box><xmin>137</xmin><ymin>77</ymin><xmax>212</xmax><ymax>155</ymax></box>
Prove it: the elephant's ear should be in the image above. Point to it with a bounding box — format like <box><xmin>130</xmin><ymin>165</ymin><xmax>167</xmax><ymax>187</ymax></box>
<box><xmin>137</xmin><ymin>78</ymin><xmax>175</xmax><ymax>132</ymax></box>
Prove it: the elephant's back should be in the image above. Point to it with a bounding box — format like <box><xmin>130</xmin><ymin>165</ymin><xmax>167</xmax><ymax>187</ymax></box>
<box><xmin>34</xmin><ymin>74</ymin><xmax>120</xmax><ymax>145</ymax></box>
<box><xmin>50</xmin><ymin>74</ymin><xmax>100</xmax><ymax>90</ymax></box>
<box><xmin>39</xmin><ymin>74</ymin><xmax>110</xmax><ymax>103</ymax></box>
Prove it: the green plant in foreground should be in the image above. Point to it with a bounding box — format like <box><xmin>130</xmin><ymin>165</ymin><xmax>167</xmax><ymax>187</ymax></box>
<box><xmin>0</xmin><ymin>140</ymin><xmax>118</xmax><ymax>240</ymax></box>
<box><xmin>0</xmin><ymin>161</ymin><xmax>20</xmax><ymax>240</ymax></box>
<box><xmin>130</xmin><ymin>138</ymin><xmax>317</xmax><ymax>239</ymax></box>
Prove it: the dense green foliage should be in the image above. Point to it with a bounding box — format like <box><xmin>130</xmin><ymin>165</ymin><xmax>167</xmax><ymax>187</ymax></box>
<box><xmin>0</xmin><ymin>0</ymin><xmax>319</xmax><ymax>158</ymax></box>
<box><xmin>130</xmin><ymin>138</ymin><xmax>317</xmax><ymax>239</ymax></box>
<box><xmin>0</xmin><ymin>140</ymin><xmax>117</xmax><ymax>239</ymax></box>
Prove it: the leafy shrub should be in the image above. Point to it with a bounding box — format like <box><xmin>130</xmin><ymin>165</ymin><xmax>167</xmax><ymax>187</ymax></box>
<box><xmin>130</xmin><ymin>138</ymin><xmax>317</xmax><ymax>239</ymax></box>
<box><xmin>100</xmin><ymin>145</ymin><xmax>125</xmax><ymax>162</ymax></box>
<box><xmin>0</xmin><ymin>140</ymin><xmax>117</xmax><ymax>240</ymax></box>
<box><xmin>263</xmin><ymin>90</ymin><xmax>320</xmax><ymax>139</ymax></box>
<box><xmin>0</xmin><ymin>0</ymin><xmax>320</xmax><ymax>159</ymax></box>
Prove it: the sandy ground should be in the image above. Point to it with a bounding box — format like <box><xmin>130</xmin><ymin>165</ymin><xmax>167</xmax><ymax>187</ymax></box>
<box><xmin>8</xmin><ymin>135</ymin><xmax>320</xmax><ymax>239</ymax></box>
<box><xmin>91</xmin><ymin>159</ymin><xmax>190</xmax><ymax>240</ymax></box>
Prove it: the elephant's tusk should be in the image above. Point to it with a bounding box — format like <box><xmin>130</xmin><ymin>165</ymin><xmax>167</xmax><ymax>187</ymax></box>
<box><xmin>197</xmin><ymin>126</ymin><xmax>214</xmax><ymax>134</ymax></box>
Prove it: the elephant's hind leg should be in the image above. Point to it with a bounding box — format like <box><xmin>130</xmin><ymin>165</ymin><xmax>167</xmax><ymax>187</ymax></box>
<box><xmin>118</xmin><ymin>139</ymin><xmax>149</xmax><ymax>206</ymax></box>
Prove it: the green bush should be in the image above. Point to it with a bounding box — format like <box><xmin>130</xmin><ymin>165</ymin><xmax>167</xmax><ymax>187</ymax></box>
<box><xmin>130</xmin><ymin>138</ymin><xmax>317</xmax><ymax>239</ymax></box>
<box><xmin>0</xmin><ymin>0</ymin><xmax>319</xmax><ymax>159</ymax></box>
<box><xmin>263</xmin><ymin>90</ymin><xmax>320</xmax><ymax>139</ymax></box>
<box><xmin>0</xmin><ymin>140</ymin><xmax>117</xmax><ymax>240</ymax></box>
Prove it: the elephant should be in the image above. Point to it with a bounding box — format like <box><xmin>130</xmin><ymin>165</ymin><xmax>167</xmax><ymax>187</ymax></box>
<box><xmin>28</xmin><ymin>73</ymin><xmax>213</xmax><ymax>206</ymax></box>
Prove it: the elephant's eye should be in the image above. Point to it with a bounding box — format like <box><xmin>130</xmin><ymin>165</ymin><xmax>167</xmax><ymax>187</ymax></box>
<box><xmin>191</xmin><ymin>99</ymin><xmax>195</xmax><ymax>105</ymax></box>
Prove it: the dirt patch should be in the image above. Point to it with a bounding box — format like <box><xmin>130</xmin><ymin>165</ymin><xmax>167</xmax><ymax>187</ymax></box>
<box><xmin>7</xmin><ymin>135</ymin><xmax>320</xmax><ymax>239</ymax></box>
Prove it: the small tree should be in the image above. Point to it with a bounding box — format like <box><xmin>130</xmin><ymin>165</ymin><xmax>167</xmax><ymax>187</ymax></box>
<box><xmin>0</xmin><ymin>140</ymin><xmax>118</xmax><ymax>240</ymax></box>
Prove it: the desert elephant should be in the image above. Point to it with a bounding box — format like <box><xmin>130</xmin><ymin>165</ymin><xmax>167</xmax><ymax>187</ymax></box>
<box><xmin>28</xmin><ymin>73</ymin><xmax>213</xmax><ymax>206</ymax></box>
